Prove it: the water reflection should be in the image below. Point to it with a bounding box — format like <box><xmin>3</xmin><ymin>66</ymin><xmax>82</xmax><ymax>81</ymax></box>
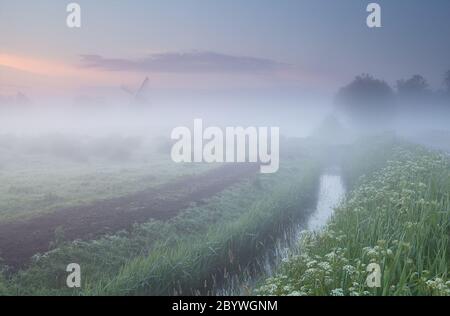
<box><xmin>307</xmin><ymin>174</ymin><xmax>345</xmax><ymax>231</ymax></box>
<box><xmin>215</xmin><ymin>172</ymin><xmax>346</xmax><ymax>295</ymax></box>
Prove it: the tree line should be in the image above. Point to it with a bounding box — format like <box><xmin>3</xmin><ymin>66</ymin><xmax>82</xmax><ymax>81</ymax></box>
<box><xmin>335</xmin><ymin>70</ymin><xmax>450</xmax><ymax>129</ymax></box>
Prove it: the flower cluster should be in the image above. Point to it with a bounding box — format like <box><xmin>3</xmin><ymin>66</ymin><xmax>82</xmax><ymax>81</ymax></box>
<box><xmin>257</xmin><ymin>146</ymin><xmax>450</xmax><ymax>296</ymax></box>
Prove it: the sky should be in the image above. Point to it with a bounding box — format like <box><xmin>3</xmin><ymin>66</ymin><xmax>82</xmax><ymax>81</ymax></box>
<box><xmin>1</xmin><ymin>0</ymin><xmax>450</xmax><ymax>100</ymax></box>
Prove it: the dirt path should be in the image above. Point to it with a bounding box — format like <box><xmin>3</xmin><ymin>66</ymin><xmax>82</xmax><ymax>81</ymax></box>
<box><xmin>0</xmin><ymin>164</ymin><xmax>259</xmax><ymax>269</ymax></box>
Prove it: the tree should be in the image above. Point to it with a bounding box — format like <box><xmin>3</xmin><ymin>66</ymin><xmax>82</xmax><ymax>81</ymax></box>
<box><xmin>444</xmin><ymin>70</ymin><xmax>450</xmax><ymax>93</ymax></box>
<box><xmin>396</xmin><ymin>75</ymin><xmax>430</xmax><ymax>98</ymax></box>
<box><xmin>335</xmin><ymin>74</ymin><xmax>395</xmax><ymax>130</ymax></box>
<box><xmin>312</xmin><ymin>114</ymin><xmax>349</xmax><ymax>144</ymax></box>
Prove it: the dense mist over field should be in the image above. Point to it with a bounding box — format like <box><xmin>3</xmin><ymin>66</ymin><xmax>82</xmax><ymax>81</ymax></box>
<box><xmin>0</xmin><ymin>92</ymin><xmax>332</xmax><ymax>167</ymax></box>
<box><xmin>0</xmin><ymin>93</ymin><xmax>332</xmax><ymax>135</ymax></box>
<box><xmin>1</xmin><ymin>77</ymin><xmax>449</xmax><ymax>168</ymax></box>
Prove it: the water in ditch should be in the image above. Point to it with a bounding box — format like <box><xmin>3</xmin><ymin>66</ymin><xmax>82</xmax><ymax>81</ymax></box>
<box><xmin>215</xmin><ymin>171</ymin><xmax>346</xmax><ymax>295</ymax></box>
<box><xmin>306</xmin><ymin>173</ymin><xmax>345</xmax><ymax>232</ymax></box>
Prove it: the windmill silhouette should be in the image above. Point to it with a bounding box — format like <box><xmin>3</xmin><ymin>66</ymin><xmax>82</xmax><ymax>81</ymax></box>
<box><xmin>121</xmin><ymin>77</ymin><xmax>150</xmax><ymax>106</ymax></box>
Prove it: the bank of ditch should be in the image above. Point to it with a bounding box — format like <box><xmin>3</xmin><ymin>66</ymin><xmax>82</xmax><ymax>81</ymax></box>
<box><xmin>0</xmin><ymin>153</ymin><xmax>323</xmax><ymax>295</ymax></box>
<box><xmin>257</xmin><ymin>140</ymin><xmax>450</xmax><ymax>296</ymax></box>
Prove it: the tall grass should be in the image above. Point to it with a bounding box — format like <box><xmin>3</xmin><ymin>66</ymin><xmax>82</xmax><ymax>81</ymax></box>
<box><xmin>1</xmin><ymin>157</ymin><xmax>321</xmax><ymax>295</ymax></box>
<box><xmin>257</xmin><ymin>145</ymin><xmax>450</xmax><ymax>296</ymax></box>
<box><xmin>340</xmin><ymin>134</ymin><xmax>401</xmax><ymax>189</ymax></box>
<box><xmin>84</xmin><ymin>163</ymin><xmax>320</xmax><ymax>295</ymax></box>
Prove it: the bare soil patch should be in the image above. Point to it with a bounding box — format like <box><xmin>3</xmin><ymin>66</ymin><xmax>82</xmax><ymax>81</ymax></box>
<box><xmin>0</xmin><ymin>164</ymin><xmax>258</xmax><ymax>268</ymax></box>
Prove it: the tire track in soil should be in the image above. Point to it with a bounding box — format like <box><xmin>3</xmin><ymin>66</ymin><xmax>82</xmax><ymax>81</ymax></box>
<box><xmin>0</xmin><ymin>163</ymin><xmax>259</xmax><ymax>269</ymax></box>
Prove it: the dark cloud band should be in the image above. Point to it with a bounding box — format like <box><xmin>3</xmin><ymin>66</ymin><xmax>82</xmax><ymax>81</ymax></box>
<box><xmin>79</xmin><ymin>51</ymin><xmax>290</xmax><ymax>74</ymax></box>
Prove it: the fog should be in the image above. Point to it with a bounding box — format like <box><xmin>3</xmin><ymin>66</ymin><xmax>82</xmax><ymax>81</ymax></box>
<box><xmin>0</xmin><ymin>92</ymin><xmax>332</xmax><ymax>167</ymax></box>
<box><xmin>1</xmin><ymin>73</ymin><xmax>450</xmax><ymax>168</ymax></box>
<box><xmin>0</xmin><ymin>94</ymin><xmax>332</xmax><ymax>136</ymax></box>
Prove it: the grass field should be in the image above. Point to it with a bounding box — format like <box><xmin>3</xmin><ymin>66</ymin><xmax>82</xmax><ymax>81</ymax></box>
<box><xmin>0</xmin><ymin>144</ymin><xmax>322</xmax><ymax>295</ymax></box>
<box><xmin>0</xmin><ymin>140</ymin><xmax>213</xmax><ymax>221</ymax></box>
<box><xmin>0</xmin><ymin>136</ymin><xmax>449</xmax><ymax>296</ymax></box>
